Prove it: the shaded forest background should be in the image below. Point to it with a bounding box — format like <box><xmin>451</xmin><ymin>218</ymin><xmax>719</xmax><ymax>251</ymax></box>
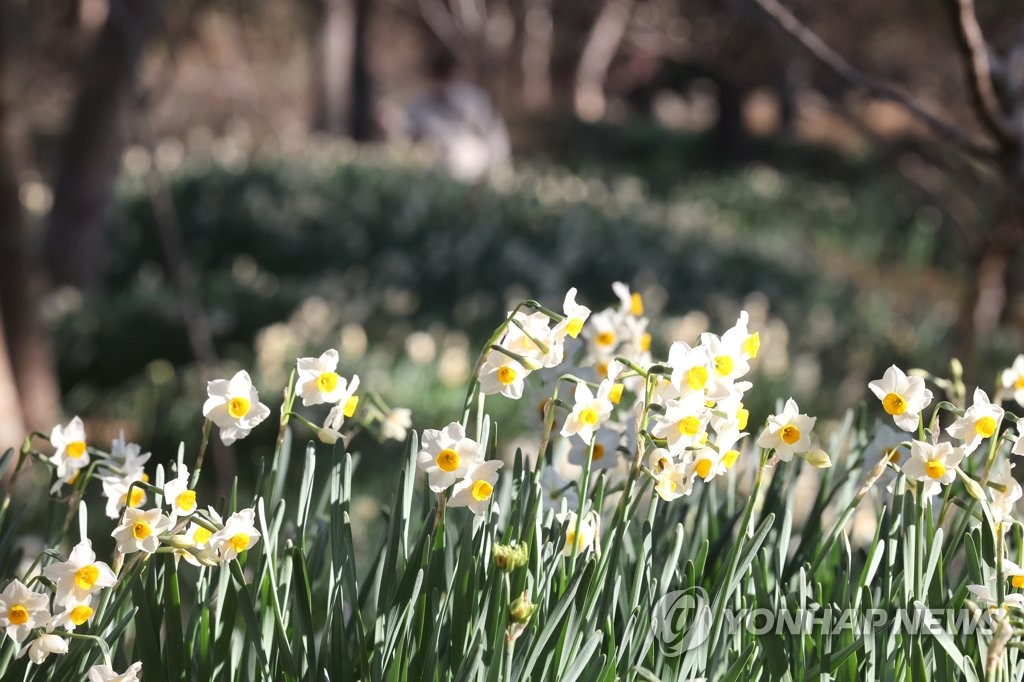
<box><xmin>3</xmin><ymin>0</ymin><xmax>1024</xmax><ymax>491</ymax></box>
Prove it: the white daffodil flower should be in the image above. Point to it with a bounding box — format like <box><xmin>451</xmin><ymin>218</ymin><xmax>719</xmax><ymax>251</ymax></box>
<box><xmin>901</xmin><ymin>440</ymin><xmax>964</xmax><ymax>498</ymax></box>
<box><xmin>87</xmin><ymin>662</ymin><xmax>143</xmax><ymax>682</ymax></box>
<box><xmin>756</xmin><ymin>398</ymin><xmax>816</xmax><ymax>462</ymax></box>
<box><xmin>0</xmin><ymin>580</ymin><xmax>50</xmax><ymax>644</ymax></box>
<box><xmin>50</xmin><ymin>597</ymin><xmax>97</xmax><ymax>632</ymax></box>
<box><xmin>18</xmin><ymin>632</ymin><xmax>68</xmax><ymax>664</ymax></box>
<box><xmin>693</xmin><ymin>427</ymin><xmax>747</xmax><ymax>482</ymax></box>
<box><xmin>583</xmin><ymin>309</ymin><xmax>621</xmax><ymax>358</ymax></box>
<box><xmin>556</xmin><ymin>510</ymin><xmax>597</xmax><ymax>558</ymax></box>
<box><xmin>699</xmin><ymin>329</ymin><xmax>751</xmax><ymax>385</ymax></box>
<box><xmin>560</xmin><ymin>382</ymin><xmax>614</xmax><ymax>444</ymax></box>
<box><xmin>722</xmin><ymin>310</ymin><xmax>760</xmax><ymax>360</ymax></box>
<box><xmin>668</xmin><ymin>342</ymin><xmax>729</xmax><ymax>400</ymax></box>
<box><xmin>967</xmin><ymin>583</ymin><xmax>1024</xmax><ymax>611</ymax></box>
<box><xmin>416</xmin><ymin>422</ymin><xmax>482</xmax><ymax>492</ymax></box>
<box><xmin>568</xmin><ymin>423</ymin><xmax>622</xmax><ymax>471</ymax></box>
<box><xmin>1001</xmin><ymin>354</ymin><xmax>1024</xmax><ymax>407</ymax></box>
<box><xmin>108</xmin><ymin>434</ymin><xmax>150</xmax><ymax>477</ymax></box>
<box><xmin>611</xmin><ymin>281</ymin><xmax>644</xmax><ymax>317</ymax></box>
<box><xmin>868</xmin><ymin>365</ymin><xmax>933</xmax><ymax>432</ymax></box>
<box><xmin>42</xmin><ymin>539</ymin><xmax>116</xmax><ymax>608</ymax></box>
<box><xmin>478</xmin><ymin>352</ymin><xmax>527</xmax><ymax>399</ymax></box>
<box><xmin>295</xmin><ymin>349</ymin><xmax>348</xmax><ymax>406</ymax></box>
<box><xmin>991</xmin><ymin>460</ymin><xmax>1022</xmax><ymax>523</ymax></box>
<box><xmin>210</xmin><ymin>508</ymin><xmax>261</xmax><ymax>562</ymax></box>
<box><xmin>112</xmin><ymin>508</ymin><xmax>173</xmax><ymax>555</ymax></box>
<box><xmin>500</xmin><ymin>311</ymin><xmax>560</xmax><ymax>368</ymax></box>
<box><xmin>653</xmin><ymin>458</ymin><xmax>693</xmax><ymax>501</ymax></box>
<box><xmin>651</xmin><ymin>392</ymin><xmax>711</xmax><ymax>453</ymax></box>
<box><xmin>99</xmin><ymin>471</ymin><xmax>148</xmax><ymax>520</ymax></box>
<box><xmin>49</xmin><ymin>416</ymin><xmax>89</xmax><ymax>481</ymax></box>
<box><xmin>322</xmin><ymin>374</ymin><xmax>361</xmax><ymax>436</ymax></box>
<box><xmin>947</xmin><ymin>388</ymin><xmax>1004</xmax><ymax>454</ymax></box>
<box><xmin>203</xmin><ymin>370</ymin><xmax>271</xmax><ymax>446</ymax></box>
<box><xmin>381</xmin><ymin>407</ymin><xmax>412</xmax><ymax>442</ymax></box>
<box><xmin>163</xmin><ymin>466</ymin><xmax>197</xmax><ymax>518</ymax></box>
<box><xmin>556</xmin><ymin>287</ymin><xmax>591</xmax><ymax>339</ymax></box>
<box><xmin>449</xmin><ymin>459</ymin><xmax>503</xmax><ymax>515</ymax></box>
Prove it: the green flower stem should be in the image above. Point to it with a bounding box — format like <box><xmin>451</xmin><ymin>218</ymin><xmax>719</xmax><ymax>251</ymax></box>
<box><xmin>190</xmin><ymin>419</ymin><xmax>213</xmax><ymax>489</ymax></box>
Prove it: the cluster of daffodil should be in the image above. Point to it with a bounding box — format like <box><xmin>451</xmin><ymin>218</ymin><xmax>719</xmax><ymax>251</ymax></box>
<box><xmin>0</xmin><ymin>347</ymin><xmax>414</xmax><ymax>678</ymax></box>
<box><xmin>2</xmin><ymin>414</ymin><xmax>263</xmax><ymax>679</ymax></box>
<box><xmin>852</xmin><ymin>357</ymin><xmax>1024</xmax><ymax>629</ymax></box>
<box><xmin>414</xmin><ymin>283</ymin><xmax>830</xmax><ymax>567</ymax></box>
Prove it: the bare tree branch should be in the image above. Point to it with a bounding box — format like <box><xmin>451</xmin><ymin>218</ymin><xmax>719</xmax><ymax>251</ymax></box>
<box><xmin>950</xmin><ymin>0</ymin><xmax>1017</xmax><ymax>145</ymax></box>
<box><xmin>749</xmin><ymin>0</ymin><xmax>1000</xmax><ymax>160</ymax></box>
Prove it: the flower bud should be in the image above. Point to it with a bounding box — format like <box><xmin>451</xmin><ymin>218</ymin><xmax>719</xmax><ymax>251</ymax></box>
<box><xmin>508</xmin><ymin>592</ymin><xmax>538</xmax><ymax>625</ymax></box>
<box><xmin>318</xmin><ymin>427</ymin><xmax>341</xmax><ymax>445</ymax></box>
<box><xmin>802</xmin><ymin>449</ymin><xmax>832</xmax><ymax>469</ymax></box>
<box><xmin>493</xmin><ymin>541</ymin><xmax>529</xmax><ymax>573</ymax></box>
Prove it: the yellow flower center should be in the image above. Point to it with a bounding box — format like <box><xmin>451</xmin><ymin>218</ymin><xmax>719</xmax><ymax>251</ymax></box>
<box><xmin>595</xmin><ymin>331</ymin><xmax>616</xmax><ymax>347</ymax></box>
<box><xmin>497</xmin><ymin>366</ymin><xmax>518</xmax><ymax>386</ymax></box>
<box><xmin>976</xmin><ymin>416</ymin><xmax>997</xmax><ymax>439</ymax></box>
<box><xmin>1013</xmin><ymin>575</ymin><xmax>1024</xmax><ymax>589</ymax></box>
<box><xmin>630</xmin><ymin>292</ymin><xmax>644</xmax><ymax>316</ymax></box>
<box><xmin>882</xmin><ymin>392</ymin><xmax>907</xmax><ymax>416</ymax></box>
<box><xmin>132</xmin><ymin>522</ymin><xmax>151</xmax><ymax>540</ymax></box>
<box><xmin>566</xmin><ymin>318</ymin><xmax>584</xmax><ymax>338</ymax></box>
<box><xmin>129</xmin><ymin>488</ymin><xmax>145</xmax><ymax>508</ymax></box>
<box><xmin>8</xmin><ymin>605</ymin><xmax>28</xmax><ymax>625</ymax></box>
<box><xmin>714</xmin><ymin>355</ymin><xmax>734</xmax><ymax>377</ymax></box>
<box><xmin>343</xmin><ymin>395</ymin><xmax>359</xmax><ymax>418</ymax></box>
<box><xmin>884</xmin><ymin>447</ymin><xmax>901</xmax><ymax>464</ymax></box>
<box><xmin>579</xmin><ymin>407</ymin><xmax>601</xmax><ymax>427</ymax></box>
<box><xmin>69</xmin><ymin>605</ymin><xmax>94</xmax><ymax>626</ymax></box>
<box><xmin>176</xmin><ymin>490</ymin><xmax>197</xmax><ymax>513</ymax></box>
<box><xmin>66</xmin><ymin>441</ymin><xmax>87</xmax><ymax>459</ymax></box>
<box><xmin>736</xmin><ymin>406</ymin><xmax>749</xmax><ymax>430</ymax></box>
<box><xmin>1016</xmin><ymin>376</ymin><xmax>1024</xmax><ymax>390</ymax></box>
<box><xmin>229</xmin><ymin>533</ymin><xmax>250</xmax><ymax>553</ymax></box>
<box><xmin>925</xmin><ymin>460</ymin><xmax>945</xmax><ymax>480</ymax></box>
<box><xmin>228</xmin><ymin>397</ymin><xmax>251</xmax><ymax>419</ymax></box>
<box><xmin>316</xmin><ymin>371</ymin><xmax>340</xmax><ymax>394</ymax></box>
<box><xmin>608</xmin><ymin>383</ymin><xmax>624</xmax><ymax>404</ymax></box>
<box><xmin>596</xmin><ymin>362</ymin><xmax>609</xmax><ymax>377</ymax></box>
<box><xmin>435</xmin><ymin>448</ymin><xmax>460</xmax><ymax>472</ymax></box>
<box><xmin>640</xmin><ymin>333</ymin><xmax>652</xmax><ymax>352</ymax></box>
<box><xmin>743</xmin><ymin>333</ymin><xmax>760</xmax><ymax>359</ymax></box>
<box><xmin>471</xmin><ymin>480</ymin><xmax>493</xmax><ymax>501</ymax></box>
<box><xmin>723</xmin><ymin>450</ymin><xmax>740</xmax><ymax>469</ymax></box>
<box><xmin>780</xmin><ymin>424</ymin><xmax>801</xmax><ymax>445</ymax></box>
<box><xmin>74</xmin><ymin>564</ymin><xmax>100</xmax><ymax>591</ymax></box>
<box><xmin>677</xmin><ymin>416</ymin><xmax>701</xmax><ymax>437</ymax></box>
<box><xmin>695</xmin><ymin>458</ymin><xmax>713</xmax><ymax>479</ymax></box>
<box><xmin>686</xmin><ymin>366</ymin><xmax>708</xmax><ymax>391</ymax></box>
<box><xmin>591</xmin><ymin>443</ymin><xmax>605</xmax><ymax>461</ymax></box>
<box><xmin>194</xmin><ymin>527</ymin><xmax>212</xmax><ymax>545</ymax></box>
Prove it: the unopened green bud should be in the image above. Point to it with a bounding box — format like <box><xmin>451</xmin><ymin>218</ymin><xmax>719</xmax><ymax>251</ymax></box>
<box><xmin>802</xmin><ymin>449</ymin><xmax>832</xmax><ymax>469</ymax></box>
<box><xmin>508</xmin><ymin>592</ymin><xmax>538</xmax><ymax>625</ymax></box>
<box><xmin>493</xmin><ymin>541</ymin><xmax>529</xmax><ymax>572</ymax></box>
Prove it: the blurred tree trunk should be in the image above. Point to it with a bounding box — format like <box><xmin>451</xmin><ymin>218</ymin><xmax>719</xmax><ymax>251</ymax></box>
<box><xmin>574</xmin><ymin>0</ymin><xmax>636</xmax><ymax>121</ymax></box>
<box><xmin>311</xmin><ymin>0</ymin><xmax>374</xmax><ymax>140</ymax></box>
<box><xmin>0</xmin><ymin>0</ymin><xmax>59</xmax><ymax>442</ymax></box>
<box><xmin>521</xmin><ymin>0</ymin><xmax>553</xmax><ymax>109</ymax></box>
<box><xmin>44</xmin><ymin>0</ymin><xmax>159</xmax><ymax>290</ymax></box>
